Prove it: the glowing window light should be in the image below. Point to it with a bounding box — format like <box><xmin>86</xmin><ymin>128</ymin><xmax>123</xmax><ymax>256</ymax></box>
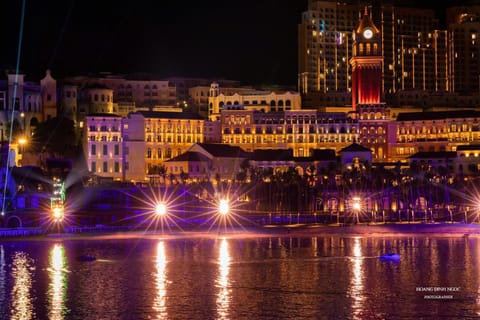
<box><xmin>219</xmin><ymin>199</ymin><xmax>229</xmax><ymax>215</ymax></box>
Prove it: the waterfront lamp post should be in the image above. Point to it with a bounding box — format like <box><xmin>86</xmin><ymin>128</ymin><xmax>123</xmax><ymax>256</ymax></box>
<box><xmin>155</xmin><ymin>202</ymin><xmax>168</xmax><ymax>216</ymax></box>
<box><xmin>218</xmin><ymin>199</ymin><xmax>229</xmax><ymax>216</ymax></box>
<box><xmin>352</xmin><ymin>196</ymin><xmax>361</xmax><ymax>224</ymax></box>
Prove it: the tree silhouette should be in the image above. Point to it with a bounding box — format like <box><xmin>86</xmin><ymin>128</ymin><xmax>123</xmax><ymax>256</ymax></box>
<box><xmin>31</xmin><ymin>116</ymin><xmax>77</xmax><ymax>158</ymax></box>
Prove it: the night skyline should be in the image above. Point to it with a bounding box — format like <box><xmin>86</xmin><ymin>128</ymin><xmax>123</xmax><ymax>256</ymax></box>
<box><xmin>0</xmin><ymin>0</ymin><xmax>472</xmax><ymax>86</ymax></box>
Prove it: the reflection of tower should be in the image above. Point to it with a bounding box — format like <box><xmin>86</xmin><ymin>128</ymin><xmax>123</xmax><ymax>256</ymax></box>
<box><xmin>350</xmin><ymin>7</ymin><xmax>382</xmax><ymax>113</ymax></box>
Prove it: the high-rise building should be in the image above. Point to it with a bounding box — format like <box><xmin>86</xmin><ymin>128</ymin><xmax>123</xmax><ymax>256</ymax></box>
<box><xmin>447</xmin><ymin>5</ymin><xmax>480</xmax><ymax>94</ymax></box>
<box><xmin>298</xmin><ymin>1</ymin><xmax>444</xmax><ymax>107</ymax></box>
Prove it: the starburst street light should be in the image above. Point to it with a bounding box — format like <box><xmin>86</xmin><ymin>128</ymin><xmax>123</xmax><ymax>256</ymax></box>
<box><xmin>352</xmin><ymin>196</ymin><xmax>361</xmax><ymax>224</ymax></box>
<box><xmin>218</xmin><ymin>199</ymin><xmax>230</xmax><ymax>215</ymax></box>
<box><xmin>155</xmin><ymin>202</ymin><xmax>168</xmax><ymax>216</ymax></box>
<box><xmin>52</xmin><ymin>205</ymin><xmax>64</xmax><ymax>222</ymax></box>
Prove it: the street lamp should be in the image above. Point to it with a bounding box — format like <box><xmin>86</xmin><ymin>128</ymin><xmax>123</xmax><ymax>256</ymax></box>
<box><xmin>18</xmin><ymin>137</ymin><xmax>26</xmax><ymax>166</ymax></box>
<box><xmin>218</xmin><ymin>199</ymin><xmax>230</xmax><ymax>215</ymax></box>
<box><xmin>52</xmin><ymin>206</ymin><xmax>65</xmax><ymax>222</ymax></box>
<box><xmin>155</xmin><ymin>202</ymin><xmax>168</xmax><ymax>216</ymax></box>
<box><xmin>352</xmin><ymin>196</ymin><xmax>361</xmax><ymax>224</ymax></box>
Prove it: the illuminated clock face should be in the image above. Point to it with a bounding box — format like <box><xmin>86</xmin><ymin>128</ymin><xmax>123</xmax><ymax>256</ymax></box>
<box><xmin>363</xmin><ymin>28</ymin><xmax>373</xmax><ymax>39</ymax></box>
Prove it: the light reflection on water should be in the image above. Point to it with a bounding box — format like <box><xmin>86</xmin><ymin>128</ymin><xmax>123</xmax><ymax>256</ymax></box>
<box><xmin>0</xmin><ymin>235</ymin><xmax>480</xmax><ymax>319</ymax></box>
<box><xmin>11</xmin><ymin>251</ymin><xmax>35</xmax><ymax>320</ymax></box>
<box><xmin>349</xmin><ymin>237</ymin><xmax>365</xmax><ymax>319</ymax></box>
<box><xmin>153</xmin><ymin>241</ymin><xmax>167</xmax><ymax>319</ymax></box>
<box><xmin>0</xmin><ymin>245</ymin><xmax>5</xmax><ymax>315</ymax></box>
<box><xmin>48</xmin><ymin>243</ymin><xmax>69</xmax><ymax>320</ymax></box>
<box><xmin>216</xmin><ymin>238</ymin><xmax>231</xmax><ymax>320</ymax></box>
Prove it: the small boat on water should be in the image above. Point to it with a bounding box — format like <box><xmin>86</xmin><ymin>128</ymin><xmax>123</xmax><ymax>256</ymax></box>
<box><xmin>76</xmin><ymin>255</ymin><xmax>96</xmax><ymax>262</ymax></box>
<box><xmin>378</xmin><ymin>253</ymin><xmax>400</xmax><ymax>261</ymax></box>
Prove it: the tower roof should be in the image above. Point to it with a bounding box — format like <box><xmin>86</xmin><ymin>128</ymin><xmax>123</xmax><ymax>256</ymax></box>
<box><xmin>356</xmin><ymin>7</ymin><xmax>380</xmax><ymax>34</ymax></box>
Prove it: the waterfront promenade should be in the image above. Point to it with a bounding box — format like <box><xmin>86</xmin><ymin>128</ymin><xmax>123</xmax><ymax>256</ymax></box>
<box><xmin>1</xmin><ymin>222</ymin><xmax>479</xmax><ymax>239</ymax></box>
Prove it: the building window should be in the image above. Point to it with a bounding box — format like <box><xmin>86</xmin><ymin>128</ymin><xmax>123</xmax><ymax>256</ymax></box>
<box><xmin>147</xmin><ymin>148</ymin><xmax>152</xmax><ymax>158</ymax></box>
<box><xmin>103</xmin><ymin>145</ymin><xmax>108</xmax><ymax>155</ymax></box>
<box><xmin>114</xmin><ymin>145</ymin><xmax>119</xmax><ymax>156</ymax></box>
<box><xmin>91</xmin><ymin>145</ymin><xmax>96</xmax><ymax>155</ymax></box>
<box><xmin>103</xmin><ymin>162</ymin><xmax>108</xmax><ymax>172</ymax></box>
<box><xmin>114</xmin><ymin>162</ymin><xmax>119</xmax><ymax>172</ymax></box>
<box><xmin>91</xmin><ymin>162</ymin><xmax>96</xmax><ymax>172</ymax></box>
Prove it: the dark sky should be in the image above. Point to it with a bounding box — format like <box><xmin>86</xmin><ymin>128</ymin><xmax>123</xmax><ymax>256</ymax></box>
<box><xmin>0</xmin><ymin>0</ymin><xmax>473</xmax><ymax>86</ymax></box>
<box><xmin>1</xmin><ymin>0</ymin><xmax>308</xmax><ymax>85</ymax></box>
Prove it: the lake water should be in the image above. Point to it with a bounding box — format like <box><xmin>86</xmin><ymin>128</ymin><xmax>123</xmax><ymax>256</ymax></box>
<box><xmin>0</xmin><ymin>234</ymin><xmax>479</xmax><ymax>319</ymax></box>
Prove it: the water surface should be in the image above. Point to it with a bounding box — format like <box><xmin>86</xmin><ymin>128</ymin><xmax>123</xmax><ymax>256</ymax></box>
<box><xmin>0</xmin><ymin>235</ymin><xmax>478</xmax><ymax>319</ymax></box>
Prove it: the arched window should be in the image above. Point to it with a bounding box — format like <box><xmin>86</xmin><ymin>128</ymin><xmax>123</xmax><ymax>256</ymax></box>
<box><xmin>270</xmin><ymin>100</ymin><xmax>276</xmax><ymax>107</ymax></box>
<box><xmin>285</xmin><ymin>100</ymin><xmax>291</xmax><ymax>106</ymax></box>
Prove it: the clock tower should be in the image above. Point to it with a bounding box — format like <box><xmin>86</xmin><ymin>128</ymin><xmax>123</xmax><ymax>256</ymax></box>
<box><xmin>350</xmin><ymin>7</ymin><xmax>391</xmax><ymax>161</ymax></box>
<box><xmin>350</xmin><ymin>7</ymin><xmax>382</xmax><ymax>113</ymax></box>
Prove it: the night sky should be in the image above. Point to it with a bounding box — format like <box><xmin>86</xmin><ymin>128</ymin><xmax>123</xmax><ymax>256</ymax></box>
<box><xmin>0</xmin><ymin>0</ymin><xmax>472</xmax><ymax>86</ymax></box>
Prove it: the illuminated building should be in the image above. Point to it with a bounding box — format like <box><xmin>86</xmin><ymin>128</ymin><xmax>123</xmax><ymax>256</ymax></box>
<box><xmin>123</xmin><ymin>111</ymin><xmax>205</xmax><ymax>182</ymax></box>
<box><xmin>40</xmin><ymin>70</ymin><xmax>57</xmax><ymax>121</ymax></box>
<box><xmin>186</xmin><ymin>143</ymin><xmax>249</xmax><ymax>182</ymax></box>
<box><xmin>163</xmin><ymin>143</ymin><xmax>249</xmax><ymax>183</ymax></box>
<box><xmin>455</xmin><ymin>144</ymin><xmax>480</xmax><ymax>175</ymax></box>
<box><xmin>164</xmin><ymin>151</ymin><xmax>211</xmax><ymax>183</ymax></box>
<box><xmin>220</xmin><ymin>108</ymin><xmax>358</xmax><ymax>156</ymax></box>
<box><xmin>0</xmin><ymin>71</ymin><xmax>47</xmax><ymax>143</ymax></box>
<box><xmin>350</xmin><ymin>7</ymin><xmax>391</xmax><ymax>161</ymax></box>
<box><xmin>78</xmin><ymin>84</ymin><xmax>114</xmax><ymax>119</ymax></box>
<box><xmin>63</xmin><ymin>74</ymin><xmax>177</xmax><ymax>108</ymax></box>
<box><xmin>392</xmin><ymin>110</ymin><xmax>480</xmax><ymax>161</ymax></box>
<box><xmin>298</xmin><ymin>1</ymin><xmax>451</xmax><ymax>108</ymax></box>
<box><xmin>83</xmin><ymin>113</ymin><xmax>124</xmax><ymax>181</ymax></box>
<box><xmin>339</xmin><ymin>143</ymin><xmax>372</xmax><ymax>171</ymax></box>
<box><xmin>446</xmin><ymin>6</ymin><xmax>480</xmax><ymax>94</ymax></box>
<box><xmin>208</xmin><ymin>82</ymin><xmax>301</xmax><ymax>121</ymax></box>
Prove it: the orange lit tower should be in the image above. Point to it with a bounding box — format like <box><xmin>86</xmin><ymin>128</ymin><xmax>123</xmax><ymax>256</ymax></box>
<box><xmin>350</xmin><ymin>7</ymin><xmax>391</xmax><ymax>161</ymax></box>
<box><xmin>350</xmin><ymin>7</ymin><xmax>382</xmax><ymax>113</ymax></box>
